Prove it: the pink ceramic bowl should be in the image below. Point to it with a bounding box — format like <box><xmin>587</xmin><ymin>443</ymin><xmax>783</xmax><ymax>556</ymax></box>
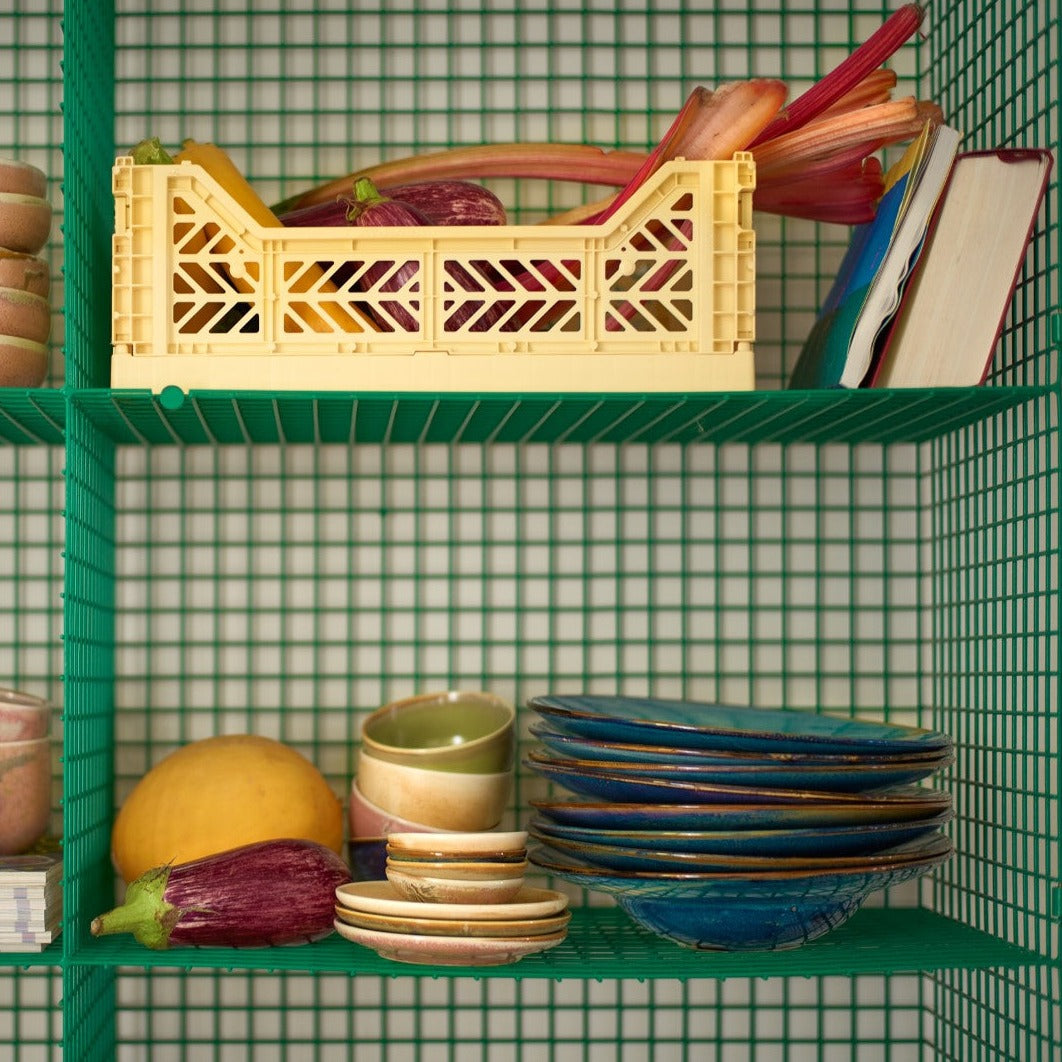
<box><xmin>0</xmin><ymin>688</ymin><xmax>51</xmax><ymax>742</ymax></box>
<box><xmin>348</xmin><ymin>778</ymin><xmax>448</xmax><ymax>841</ymax></box>
<box><xmin>0</xmin><ymin>736</ymin><xmax>52</xmax><ymax>855</ymax></box>
<box><xmin>0</xmin><ymin>158</ymin><xmax>47</xmax><ymax>199</ymax></box>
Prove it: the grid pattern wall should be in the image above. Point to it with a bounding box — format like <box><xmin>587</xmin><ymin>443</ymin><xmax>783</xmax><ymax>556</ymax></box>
<box><xmin>113</xmin><ymin>971</ymin><xmax>927</xmax><ymax>1062</ymax></box>
<box><xmin>100</xmin><ymin>440</ymin><xmax>930</xmax><ymax>1055</ymax></box>
<box><xmin>109</xmin><ymin>441</ymin><xmax>926</xmax><ymax>769</ymax></box>
<box><xmin>0</xmin><ymin>1</ymin><xmax>65</xmax><ymax>386</ymax></box>
<box><xmin>922</xmin><ymin>2</ymin><xmax>1060</xmax><ymax>1056</ymax></box>
<box><xmin>0</xmin><ymin>442</ymin><xmax>65</xmax><ymax>1043</ymax></box>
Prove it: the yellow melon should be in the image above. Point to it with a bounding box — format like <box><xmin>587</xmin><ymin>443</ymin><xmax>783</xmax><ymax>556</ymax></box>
<box><xmin>111</xmin><ymin>734</ymin><xmax>345</xmax><ymax>883</ymax></box>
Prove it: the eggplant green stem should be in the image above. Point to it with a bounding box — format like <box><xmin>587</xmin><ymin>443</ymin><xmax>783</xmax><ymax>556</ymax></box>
<box><xmin>89</xmin><ymin>865</ymin><xmax>177</xmax><ymax>950</ymax></box>
<box><xmin>130</xmin><ymin>137</ymin><xmax>175</xmax><ymax>166</ymax></box>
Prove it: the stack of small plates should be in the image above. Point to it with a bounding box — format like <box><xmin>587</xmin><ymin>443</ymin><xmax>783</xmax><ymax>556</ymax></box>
<box><xmin>525</xmin><ymin>694</ymin><xmax>955</xmax><ymax>952</ymax></box>
<box><xmin>334</xmin><ymin>831</ymin><xmax>570</xmax><ymax>966</ymax></box>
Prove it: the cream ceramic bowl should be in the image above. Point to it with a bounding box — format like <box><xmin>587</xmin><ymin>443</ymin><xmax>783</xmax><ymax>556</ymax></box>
<box><xmin>361</xmin><ymin>690</ymin><xmax>515</xmax><ymax>773</ymax></box>
<box><xmin>0</xmin><ymin>736</ymin><xmax>52</xmax><ymax>855</ymax></box>
<box><xmin>356</xmin><ymin>748</ymin><xmax>512</xmax><ymax>832</ymax></box>
<box><xmin>385</xmin><ymin>867</ymin><xmax>526</xmax><ymax>906</ymax></box>
<box><xmin>0</xmin><ymin>688</ymin><xmax>51</xmax><ymax>742</ymax></box>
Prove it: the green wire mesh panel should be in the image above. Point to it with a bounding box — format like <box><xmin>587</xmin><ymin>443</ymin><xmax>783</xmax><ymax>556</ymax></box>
<box><xmin>927</xmin><ymin>405</ymin><xmax>1062</xmax><ymax>1060</ymax></box>
<box><xmin>0</xmin><ymin>970</ymin><xmax>63</xmax><ymax>1060</ymax></box>
<box><xmin>0</xmin><ymin>442</ymin><xmax>65</xmax><ymax>1055</ymax></box>
<box><xmin>112</xmin><ymin>971</ymin><xmax>934</xmax><ymax>1061</ymax></box>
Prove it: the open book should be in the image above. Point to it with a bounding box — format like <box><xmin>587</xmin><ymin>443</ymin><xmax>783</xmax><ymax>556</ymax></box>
<box><xmin>788</xmin><ymin>122</ymin><xmax>961</xmax><ymax>390</ymax></box>
<box><xmin>869</xmin><ymin>148</ymin><xmax>1053</xmax><ymax>388</ymax></box>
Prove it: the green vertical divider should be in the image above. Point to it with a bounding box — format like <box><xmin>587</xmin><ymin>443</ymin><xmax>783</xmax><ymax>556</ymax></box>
<box><xmin>61</xmin><ymin>0</ymin><xmax>120</xmax><ymax>1051</ymax></box>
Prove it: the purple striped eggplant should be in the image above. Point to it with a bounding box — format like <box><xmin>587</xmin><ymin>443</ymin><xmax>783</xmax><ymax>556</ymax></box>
<box><xmin>344</xmin><ymin>176</ymin><xmax>433</xmax><ymax>332</ymax></box>
<box><xmin>278</xmin><ymin>179</ymin><xmax>506</xmax><ymax>228</ymax></box>
<box><xmin>89</xmin><ymin>838</ymin><xmax>351</xmax><ymax>950</ymax></box>
<box><xmin>380</xmin><ymin>179</ymin><xmax>507</xmax><ymax>226</ymax></box>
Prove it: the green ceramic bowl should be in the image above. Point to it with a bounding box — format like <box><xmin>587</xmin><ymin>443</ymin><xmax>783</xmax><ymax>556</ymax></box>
<box><xmin>361</xmin><ymin>690</ymin><xmax>516</xmax><ymax>774</ymax></box>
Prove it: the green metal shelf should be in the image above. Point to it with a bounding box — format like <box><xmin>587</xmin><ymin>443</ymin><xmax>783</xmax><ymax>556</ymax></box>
<box><xmin>0</xmin><ymin>390</ymin><xmax>66</xmax><ymax>445</ymax></box>
<box><xmin>68</xmin><ymin>906</ymin><xmax>1045</xmax><ymax>980</ymax></box>
<box><xmin>0</xmin><ymin>943</ymin><xmax>62</xmax><ymax>969</ymax></box>
<box><xmin>71</xmin><ymin>383</ymin><xmax>1049</xmax><ymax>448</ymax></box>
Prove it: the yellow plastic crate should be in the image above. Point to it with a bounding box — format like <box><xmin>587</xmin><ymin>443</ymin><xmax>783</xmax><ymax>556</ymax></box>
<box><xmin>110</xmin><ymin>153</ymin><xmax>757</xmax><ymax>393</ymax></box>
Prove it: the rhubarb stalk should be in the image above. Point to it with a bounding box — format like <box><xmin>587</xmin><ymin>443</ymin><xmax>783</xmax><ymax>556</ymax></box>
<box><xmin>749</xmin><ymin>3</ymin><xmax>925</xmax><ymax>146</ymax></box>
<box><xmin>587</xmin><ymin>79</ymin><xmax>788</xmax><ymax>225</ymax></box>
<box><xmin>272</xmin><ymin>144</ymin><xmax>647</xmax><ymax>215</ymax></box>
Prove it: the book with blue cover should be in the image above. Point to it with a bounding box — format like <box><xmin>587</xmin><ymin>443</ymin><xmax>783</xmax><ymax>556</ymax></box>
<box><xmin>788</xmin><ymin>122</ymin><xmax>961</xmax><ymax>389</ymax></box>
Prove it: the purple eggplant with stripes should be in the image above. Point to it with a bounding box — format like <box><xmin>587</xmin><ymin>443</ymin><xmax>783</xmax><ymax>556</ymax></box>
<box><xmin>278</xmin><ymin>178</ymin><xmax>507</xmax><ymax>228</ymax></box>
<box><xmin>89</xmin><ymin>838</ymin><xmax>351</xmax><ymax>949</ymax></box>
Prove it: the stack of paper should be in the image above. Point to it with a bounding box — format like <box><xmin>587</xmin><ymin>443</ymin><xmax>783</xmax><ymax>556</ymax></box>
<box><xmin>0</xmin><ymin>850</ymin><xmax>62</xmax><ymax>952</ymax></box>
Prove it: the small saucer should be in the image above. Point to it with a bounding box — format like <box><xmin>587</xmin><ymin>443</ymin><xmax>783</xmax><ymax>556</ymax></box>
<box><xmin>334</xmin><ymin>904</ymin><xmax>571</xmax><ymax>938</ymax></box>
<box><xmin>387</xmin><ymin>830</ymin><xmax>528</xmax><ymax>855</ymax></box>
<box><xmin>335</xmin><ymin>880</ymin><xmax>569</xmax><ymax>921</ymax></box>
<box><xmin>333</xmin><ymin>919</ymin><xmax>567</xmax><ymax>965</ymax></box>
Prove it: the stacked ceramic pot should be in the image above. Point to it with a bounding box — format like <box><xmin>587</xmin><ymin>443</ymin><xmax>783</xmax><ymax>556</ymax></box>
<box><xmin>348</xmin><ymin>690</ymin><xmax>517</xmax><ymax>880</ymax></box>
<box><xmin>0</xmin><ymin>688</ymin><xmax>53</xmax><ymax>856</ymax></box>
<box><xmin>525</xmin><ymin>693</ymin><xmax>955</xmax><ymax>952</ymax></box>
<box><xmin>0</xmin><ymin>158</ymin><xmax>52</xmax><ymax>388</ymax></box>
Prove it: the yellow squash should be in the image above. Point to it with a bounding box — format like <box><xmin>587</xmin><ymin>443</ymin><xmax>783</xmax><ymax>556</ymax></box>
<box><xmin>111</xmin><ymin>734</ymin><xmax>345</xmax><ymax>884</ymax></box>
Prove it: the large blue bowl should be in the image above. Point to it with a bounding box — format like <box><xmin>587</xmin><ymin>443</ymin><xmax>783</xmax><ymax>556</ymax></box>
<box><xmin>529</xmin><ymin>838</ymin><xmax>954</xmax><ymax>951</ymax></box>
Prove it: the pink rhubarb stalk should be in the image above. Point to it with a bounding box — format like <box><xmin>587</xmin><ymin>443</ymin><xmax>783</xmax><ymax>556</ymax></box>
<box><xmin>749</xmin><ymin>3</ymin><xmax>925</xmax><ymax>146</ymax></box>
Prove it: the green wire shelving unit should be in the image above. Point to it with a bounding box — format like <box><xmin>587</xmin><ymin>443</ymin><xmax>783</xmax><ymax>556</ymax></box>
<box><xmin>0</xmin><ymin>1</ymin><xmax>1058</xmax><ymax>1058</ymax></box>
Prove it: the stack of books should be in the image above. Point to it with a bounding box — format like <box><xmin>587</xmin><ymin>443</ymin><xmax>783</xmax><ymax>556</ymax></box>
<box><xmin>789</xmin><ymin>120</ymin><xmax>1053</xmax><ymax>390</ymax></box>
<box><xmin>0</xmin><ymin>848</ymin><xmax>61</xmax><ymax>952</ymax></box>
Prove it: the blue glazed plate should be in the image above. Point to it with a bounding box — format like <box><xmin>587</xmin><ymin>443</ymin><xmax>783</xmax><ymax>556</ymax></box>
<box><xmin>525</xmin><ymin>747</ymin><xmax>953</xmax><ymax>793</ymax></box>
<box><xmin>526</xmin><ymin>808</ymin><xmax>954</xmax><ymax>859</ymax></box>
<box><xmin>524</xmin><ymin>755</ymin><xmax>951</xmax><ymax>805</ymax></box>
<box><xmin>529</xmin><ymin>721</ymin><xmax>950</xmax><ymax>767</ymax></box>
<box><xmin>530</xmin><ymin>788</ymin><xmax>953</xmax><ymax>831</ymax></box>
<box><xmin>528</xmin><ymin>695</ymin><xmax>952</xmax><ymax>756</ymax></box>
<box><xmin>526</xmin><ymin>822</ymin><xmax>952</xmax><ymax>873</ymax></box>
<box><xmin>528</xmin><ymin>837</ymin><xmax>954</xmax><ymax>951</ymax></box>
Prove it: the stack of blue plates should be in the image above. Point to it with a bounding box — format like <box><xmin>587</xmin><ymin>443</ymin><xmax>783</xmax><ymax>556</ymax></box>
<box><xmin>524</xmin><ymin>694</ymin><xmax>955</xmax><ymax>952</ymax></box>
